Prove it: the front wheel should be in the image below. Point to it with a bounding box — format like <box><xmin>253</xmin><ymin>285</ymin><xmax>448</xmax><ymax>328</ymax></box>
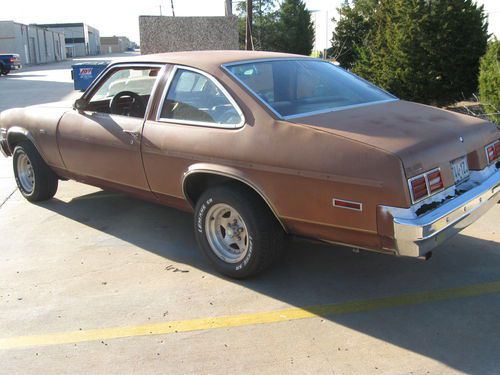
<box><xmin>13</xmin><ymin>141</ymin><xmax>58</xmax><ymax>202</ymax></box>
<box><xmin>194</xmin><ymin>185</ymin><xmax>284</xmax><ymax>279</ymax></box>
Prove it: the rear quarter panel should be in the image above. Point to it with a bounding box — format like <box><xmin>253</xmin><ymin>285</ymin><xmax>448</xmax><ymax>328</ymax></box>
<box><xmin>142</xmin><ymin>99</ymin><xmax>408</xmax><ymax>251</ymax></box>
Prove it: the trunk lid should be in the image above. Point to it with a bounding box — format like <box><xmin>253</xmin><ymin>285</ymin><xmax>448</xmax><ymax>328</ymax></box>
<box><xmin>291</xmin><ymin>100</ymin><xmax>498</xmax><ymax>178</ymax></box>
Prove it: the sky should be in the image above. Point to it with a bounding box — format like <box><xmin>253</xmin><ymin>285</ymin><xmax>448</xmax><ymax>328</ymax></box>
<box><xmin>2</xmin><ymin>0</ymin><xmax>499</xmax><ymax>48</ymax></box>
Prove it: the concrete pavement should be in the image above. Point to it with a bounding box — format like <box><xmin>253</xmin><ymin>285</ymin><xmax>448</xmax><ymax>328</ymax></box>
<box><xmin>0</xmin><ymin>58</ymin><xmax>499</xmax><ymax>375</ymax></box>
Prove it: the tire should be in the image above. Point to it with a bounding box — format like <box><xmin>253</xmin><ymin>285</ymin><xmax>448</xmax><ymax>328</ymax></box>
<box><xmin>13</xmin><ymin>141</ymin><xmax>58</xmax><ymax>202</ymax></box>
<box><xmin>194</xmin><ymin>184</ymin><xmax>284</xmax><ymax>279</ymax></box>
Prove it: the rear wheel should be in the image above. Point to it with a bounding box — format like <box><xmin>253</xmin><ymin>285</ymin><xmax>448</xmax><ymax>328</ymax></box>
<box><xmin>13</xmin><ymin>141</ymin><xmax>58</xmax><ymax>202</ymax></box>
<box><xmin>0</xmin><ymin>65</ymin><xmax>9</xmax><ymax>75</ymax></box>
<box><xmin>194</xmin><ymin>184</ymin><xmax>284</xmax><ymax>278</ymax></box>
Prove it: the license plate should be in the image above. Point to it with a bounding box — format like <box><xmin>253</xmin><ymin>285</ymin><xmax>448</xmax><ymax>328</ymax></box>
<box><xmin>451</xmin><ymin>156</ymin><xmax>470</xmax><ymax>184</ymax></box>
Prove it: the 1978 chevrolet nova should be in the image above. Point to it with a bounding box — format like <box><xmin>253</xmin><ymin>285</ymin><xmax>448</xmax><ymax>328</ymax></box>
<box><xmin>1</xmin><ymin>51</ymin><xmax>499</xmax><ymax>278</ymax></box>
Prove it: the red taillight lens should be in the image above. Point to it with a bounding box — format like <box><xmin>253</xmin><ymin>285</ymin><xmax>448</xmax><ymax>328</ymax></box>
<box><xmin>9</xmin><ymin>57</ymin><xmax>14</xmax><ymax>63</ymax></box>
<box><xmin>427</xmin><ymin>170</ymin><xmax>443</xmax><ymax>193</ymax></box>
<box><xmin>486</xmin><ymin>140</ymin><xmax>500</xmax><ymax>163</ymax></box>
<box><xmin>409</xmin><ymin>168</ymin><xmax>444</xmax><ymax>203</ymax></box>
<box><xmin>333</xmin><ymin>199</ymin><xmax>362</xmax><ymax>211</ymax></box>
<box><xmin>487</xmin><ymin>145</ymin><xmax>495</xmax><ymax>163</ymax></box>
<box><xmin>410</xmin><ymin>175</ymin><xmax>428</xmax><ymax>201</ymax></box>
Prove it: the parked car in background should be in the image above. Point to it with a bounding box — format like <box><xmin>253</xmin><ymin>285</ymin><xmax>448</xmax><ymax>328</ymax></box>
<box><xmin>0</xmin><ymin>51</ymin><xmax>499</xmax><ymax>278</ymax></box>
<box><xmin>0</xmin><ymin>54</ymin><xmax>22</xmax><ymax>75</ymax></box>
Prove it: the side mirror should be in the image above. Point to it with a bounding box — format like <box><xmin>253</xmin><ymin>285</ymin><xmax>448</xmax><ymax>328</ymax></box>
<box><xmin>73</xmin><ymin>98</ymin><xmax>87</xmax><ymax>111</ymax></box>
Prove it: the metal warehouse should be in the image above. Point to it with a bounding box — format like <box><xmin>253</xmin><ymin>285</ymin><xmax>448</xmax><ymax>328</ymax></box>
<box><xmin>36</xmin><ymin>22</ymin><xmax>100</xmax><ymax>57</ymax></box>
<box><xmin>100</xmin><ymin>36</ymin><xmax>131</xmax><ymax>54</ymax></box>
<box><xmin>0</xmin><ymin>21</ymin><xmax>66</xmax><ymax>65</ymax></box>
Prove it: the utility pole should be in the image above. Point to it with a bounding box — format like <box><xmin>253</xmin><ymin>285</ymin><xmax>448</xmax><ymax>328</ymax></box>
<box><xmin>245</xmin><ymin>0</ymin><xmax>253</xmax><ymax>50</ymax></box>
<box><xmin>170</xmin><ymin>0</ymin><xmax>175</xmax><ymax>17</ymax></box>
<box><xmin>225</xmin><ymin>0</ymin><xmax>232</xmax><ymax>16</ymax></box>
<box><xmin>159</xmin><ymin>5</ymin><xmax>162</xmax><ymax>16</ymax></box>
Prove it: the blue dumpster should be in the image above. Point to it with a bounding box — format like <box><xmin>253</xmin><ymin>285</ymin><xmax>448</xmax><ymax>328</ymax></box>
<box><xmin>71</xmin><ymin>61</ymin><xmax>109</xmax><ymax>91</ymax></box>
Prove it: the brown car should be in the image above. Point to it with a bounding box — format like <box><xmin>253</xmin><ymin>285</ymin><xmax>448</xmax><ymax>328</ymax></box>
<box><xmin>1</xmin><ymin>51</ymin><xmax>499</xmax><ymax>278</ymax></box>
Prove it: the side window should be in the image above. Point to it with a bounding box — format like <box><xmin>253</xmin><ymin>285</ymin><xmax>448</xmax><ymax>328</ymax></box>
<box><xmin>230</xmin><ymin>63</ymin><xmax>274</xmax><ymax>103</ymax></box>
<box><xmin>86</xmin><ymin>66</ymin><xmax>160</xmax><ymax>118</ymax></box>
<box><xmin>159</xmin><ymin>68</ymin><xmax>243</xmax><ymax>126</ymax></box>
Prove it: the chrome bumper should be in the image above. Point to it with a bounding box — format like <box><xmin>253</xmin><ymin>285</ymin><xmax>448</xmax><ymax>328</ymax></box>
<box><xmin>392</xmin><ymin>168</ymin><xmax>499</xmax><ymax>257</ymax></box>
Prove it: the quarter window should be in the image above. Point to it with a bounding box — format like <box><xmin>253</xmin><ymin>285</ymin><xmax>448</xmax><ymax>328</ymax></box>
<box><xmin>159</xmin><ymin>68</ymin><xmax>243</xmax><ymax>126</ymax></box>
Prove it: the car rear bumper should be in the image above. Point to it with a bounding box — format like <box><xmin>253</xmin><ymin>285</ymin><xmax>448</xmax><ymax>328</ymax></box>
<box><xmin>390</xmin><ymin>167</ymin><xmax>499</xmax><ymax>257</ymax></box>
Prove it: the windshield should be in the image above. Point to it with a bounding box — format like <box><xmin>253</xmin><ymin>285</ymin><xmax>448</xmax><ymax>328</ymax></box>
<box><xmin>226</xmin><ymin>59</ymin><xmax>397</xmax><ymax>118</ymax></box>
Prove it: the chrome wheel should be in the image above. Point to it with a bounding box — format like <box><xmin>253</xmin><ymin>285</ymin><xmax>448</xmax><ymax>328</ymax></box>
<box><xmin>16</xmin><ymin>151</ymin><xmax>35</xmax><ymax>193</ymax></box>
<box><xmin>205</xmin><ymin>203</ymin><xmax>249</xmax><ymax>263</ymax></box>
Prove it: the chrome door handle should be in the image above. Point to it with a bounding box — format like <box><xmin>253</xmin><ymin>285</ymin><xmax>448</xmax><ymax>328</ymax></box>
<box><xmin>122</xmin><ymin>129</ymin><xmax>140</xmax><ymax>138</ymax></box>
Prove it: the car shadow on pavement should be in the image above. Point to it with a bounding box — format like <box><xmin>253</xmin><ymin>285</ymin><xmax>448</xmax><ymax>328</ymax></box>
<box><xmin>38</xmin><ymin>190</ymin><xmax>500</xmax><ymax>374</ymax></box>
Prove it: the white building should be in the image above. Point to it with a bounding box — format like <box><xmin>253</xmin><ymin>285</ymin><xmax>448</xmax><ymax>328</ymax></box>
<box><xmin>0</xmin><ymin>21</ymin><xmax>66</xmax><ymax>65</ymax></box>
<box><xmin>36</xmin><ymin>23</ymin><xmax>100</xmax><ymax>57</ymax></box>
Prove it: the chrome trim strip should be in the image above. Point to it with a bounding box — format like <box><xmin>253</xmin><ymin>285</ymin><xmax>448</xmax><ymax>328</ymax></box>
<box><xmin>144</xmin><ymin>64</ymin><xmax>168</xmax><ymax>121</ymax></box>
<box><xmin>388</xmin><ymin>167</ymin><xmax>499</xmax><ymax>257</ymax></box>
<box><xmin>155</xmin><ymin>64</ymin><xmax>177</xmax><ymax>121</ymax></box>
<box><xmin>155</xmin><ymin>65</ymin><xmax>245</xmax><ymax>129</ymax></box>
<box><xmin>221</xmin><ymin>58</ymin><xmax>398</xmax><ymax>120</ymax></box>
<box><xmin>281</xmin><ymin>99</ymin><xmax>399</xmax><ymax>120</ymax></box>
<box><xmin>181</xmin><ymin>167</ymin><xmax>287</xmax><ymax>232</ymax></box>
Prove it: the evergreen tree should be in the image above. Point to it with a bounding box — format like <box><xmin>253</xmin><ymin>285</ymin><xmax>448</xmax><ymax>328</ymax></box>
<box><xmin>331</xmin><ymin>0</ymin><xmax>378</xmax><ymax>69</ymax></box>
<box><xmin>334</xmin><ymin>0</ymin><xmax>489</xmax><ymax>105</ymax></box>
<box><xmin>237</xmin><ymin>0</ymin><xmax>279</xmax><ymax>51</ymax></box>
<box><xmin>274</xmin><ymin>0</ymin><xmax>315</xmax><ymax>55</ymax></box>
<box><xmin>479</xmin><ymin>40</ymin><xmax>500</xmax><ymax>123</ymax></box>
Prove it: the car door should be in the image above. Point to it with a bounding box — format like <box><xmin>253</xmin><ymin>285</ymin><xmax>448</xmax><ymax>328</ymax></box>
<box><xmin>141</xmin><ymin>65</ymin><xmax>245</xmax><ymax>207</ymax></box>
<box><xmin>58</xmin><ymin>64</ymin><xmax>164</xmax><ymax>193</ymax></box>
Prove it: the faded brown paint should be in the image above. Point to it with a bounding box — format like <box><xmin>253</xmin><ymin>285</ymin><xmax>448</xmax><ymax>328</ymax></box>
<box><xmin>1</xmin><ymin>51</ymin><xmax>498</xmax><ymax>254</ymax></box>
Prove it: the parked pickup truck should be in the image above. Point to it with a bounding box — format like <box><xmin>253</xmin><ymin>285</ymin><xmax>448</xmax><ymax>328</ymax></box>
<box><xmin>0</xmin><ymin>51</ymin><xmax>498</xmax><ymax>278</ymax></box>
<box><xmin>0</xmin><ymin>54</ymin><xmax>22</xmax><ymax>75</ymax></box>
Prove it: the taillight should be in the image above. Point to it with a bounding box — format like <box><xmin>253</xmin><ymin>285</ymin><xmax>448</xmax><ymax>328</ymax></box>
<box><xmin>485</xmin><ymin>140</ymin><xmax>500</xmax><ymax>164</ymax></box>
<box><xmin>427</xmin><ymin>169</ymin><xmax>443</xmax><ymax>193</ymax></box>
<box><xmin>9</xmin><ymin>57</ymin><xmax>15</xmax><ymax>63</ymax></box>
<box><xmin>408</xmin><ymin>168</ymin><xmax>444</xmax><ymax>203</ymax></box>
<box><xmin>410</xmin><ymin>175</ymin><xmax>428</xmax><ymax>202</ymax></box>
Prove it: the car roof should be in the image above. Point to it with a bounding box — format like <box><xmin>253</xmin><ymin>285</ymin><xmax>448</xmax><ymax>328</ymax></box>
<box><xmin>123</xmin><ymin>50</ymin><xmax>313</xmax><ymax>74</ymax></box>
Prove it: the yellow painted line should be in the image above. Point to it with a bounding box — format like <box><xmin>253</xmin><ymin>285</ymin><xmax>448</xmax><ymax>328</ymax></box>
<box><xmin>1</xmin><ymin>281</ymin><xmax>499</xmax><ymax>350</ymax></box>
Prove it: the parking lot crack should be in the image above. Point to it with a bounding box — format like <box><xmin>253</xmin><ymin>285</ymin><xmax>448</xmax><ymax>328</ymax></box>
<box><xmin>0</xmin><ymin>188</ymin><xmax>16</xmax><ymax>209</ymax></box>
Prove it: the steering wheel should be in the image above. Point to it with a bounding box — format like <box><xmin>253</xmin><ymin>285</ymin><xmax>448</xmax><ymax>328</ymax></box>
<box><xmin>109</xmin><ymin>91</ymin><xmax>146</xmax><ymax>116</ymax></box>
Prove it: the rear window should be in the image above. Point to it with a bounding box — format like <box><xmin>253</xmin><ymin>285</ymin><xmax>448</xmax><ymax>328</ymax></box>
<box><xmin>226</xmin><ymin>59</ymin><xmax>396</xmax><ymax>118</ymax></box>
